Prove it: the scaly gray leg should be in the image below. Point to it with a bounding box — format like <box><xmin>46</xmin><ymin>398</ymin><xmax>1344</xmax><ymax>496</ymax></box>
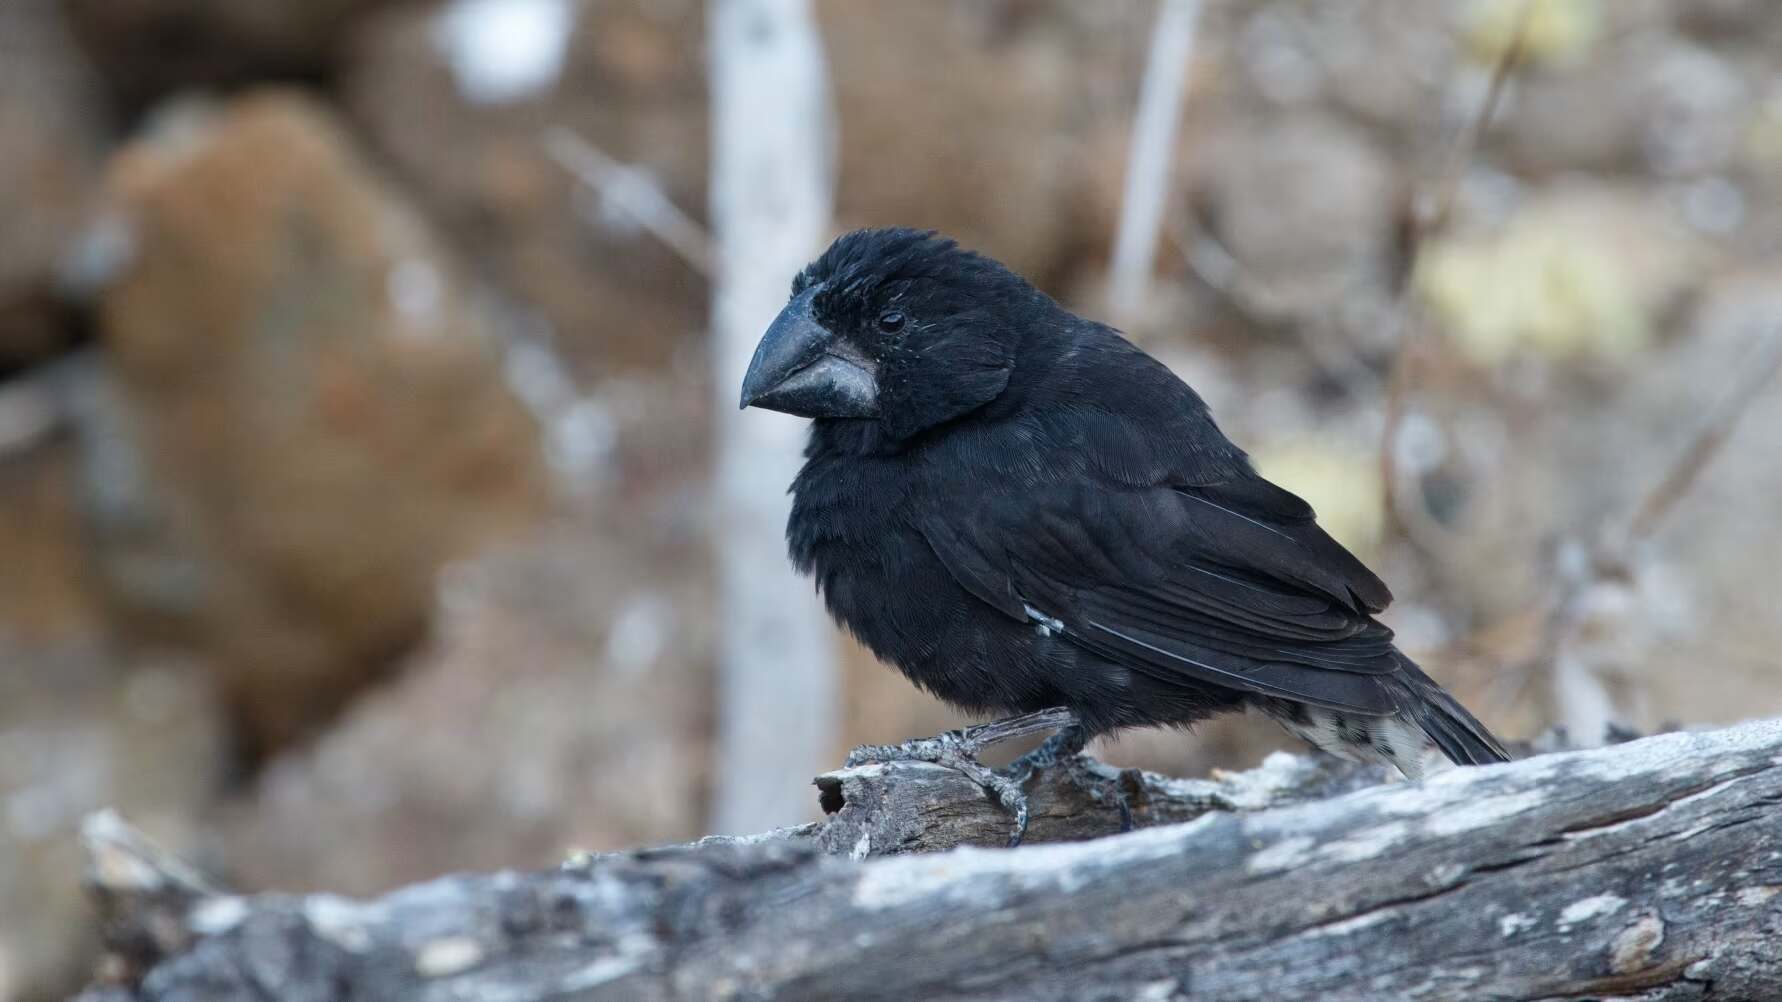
<box><xmin>1005</xmin><ymin>720</ymin><xmax>1135</xmax><ymax>835</ymax></box>
<box><xmin>844</xmin><ymin>707</ymin><xmax>1074</xmax><ymax>847</ymax></box>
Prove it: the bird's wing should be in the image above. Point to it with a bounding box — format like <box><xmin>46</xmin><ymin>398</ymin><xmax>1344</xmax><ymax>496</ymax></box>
<box><xmin>918</xmin><ymin>479</ymin><xmax>1403</xmax><ymax>715</ymax></box>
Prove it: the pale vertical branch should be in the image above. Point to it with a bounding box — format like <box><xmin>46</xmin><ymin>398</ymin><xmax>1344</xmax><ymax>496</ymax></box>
<box><xmin>1107</xmin><ymin>0</ymin><xmax>1201</xmax><ymax>327</ymax></box>
<box><xmin>707</xmin><ymin>0</ymin><xmax>838</xmax><ymax>834</ymax></box>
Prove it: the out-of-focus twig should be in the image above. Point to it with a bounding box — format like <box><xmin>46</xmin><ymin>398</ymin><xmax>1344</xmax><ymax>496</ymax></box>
<box><xmin>543</xmin><ymin>126</ymin><xmax>717</xmax><ymax>278</ymax></box>
<box><xmin>1169</xmin><ymin>222</ymin><xmax>1385</xmax><ymax>400</ymax></box>
<box><xmin>1107</xmin><ymin>0</ymin><xmax>1202</xmax><ymax>327</ymax></box>
<box><xmin>82</xmin><ymin>809</ymin><xmax>222</xmax><ymax>901</ymax></box>
<box><xmin>1487</xmin><ymin>330</ymin><xmax>1782</xmax><ymax>718</ymax></box>
<box><xmin>1621</xmin><ymin>334</ymin><xmax>1782</xmax><ymax>546</ymax></box>
<box><xmin>1378</xmin><ymin>0</ymin><xmax>1535</xmax><ymax>555</ymax></box>
<box><xmin>1411</xmin><ymin>11</ymin><xmax>1532</xmax><ymax>249</ymax></box>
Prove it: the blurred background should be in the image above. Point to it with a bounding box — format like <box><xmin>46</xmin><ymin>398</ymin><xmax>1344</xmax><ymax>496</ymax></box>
<box><xmin>3</xmin><ymin>0</ymin><xmax>1781</xmax><ymax>996</ymax></box>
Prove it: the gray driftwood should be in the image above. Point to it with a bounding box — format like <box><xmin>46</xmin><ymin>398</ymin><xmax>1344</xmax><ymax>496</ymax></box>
<box><xmin>78</xmin><ymin>718</ymin><xmax>1782</xmax><ymax>1001</ymax></box>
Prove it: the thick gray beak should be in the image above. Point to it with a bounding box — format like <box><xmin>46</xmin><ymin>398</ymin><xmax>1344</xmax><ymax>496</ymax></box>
<box><xmin>738</xmin><ymin>285</ymin><xmax>879</xmax><ymax>419</ymax></box>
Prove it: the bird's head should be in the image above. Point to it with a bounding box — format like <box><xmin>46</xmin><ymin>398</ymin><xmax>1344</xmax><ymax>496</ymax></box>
<box><xmin>739</xmin><ymin>228</ymin><xmax>1042</xmax><ymax>441</ymax></box>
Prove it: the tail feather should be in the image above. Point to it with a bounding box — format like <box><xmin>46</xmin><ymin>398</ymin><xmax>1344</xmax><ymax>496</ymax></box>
<box><xmin>1393</xmin><ymin>655</ymin><xmax>1510</xmax><ymax>767</ymax></box>
<box><xmin>1256</xmin><ymin>655</ymin><xmax>1510</xmax><ymax>778</ymax></box>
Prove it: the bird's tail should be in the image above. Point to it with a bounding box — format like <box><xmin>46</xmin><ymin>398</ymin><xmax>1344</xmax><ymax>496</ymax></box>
<box><xmin>1391</xmin><ymin>654</ymin><xmax>1510</xmax><ymax>768</ymax></box>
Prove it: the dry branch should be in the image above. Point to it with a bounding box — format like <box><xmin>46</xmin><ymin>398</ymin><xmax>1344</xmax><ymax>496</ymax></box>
<box><xmin>1490</xmin><ymin>330</ymin><xmax>1782</xmax><ymax>723</ymax></box>
<box><xmin>705</xmin><ymin>0</ymin><xmax>840</xmax><ymax>835</ymax></box>
<box><xmin>544</xmin><ymin>127</ymin><xmax>716</xmax><ymax>277</ymax></box>
<box><xmin>1378</xmin><ymin>0</ymin><xmax>1533</xmax><ymax>555</ymax></box>
<box><xmin>78</xmin><ymin>718</ymin><xmax>1782</xmax><ymax>1002</ymax></box>
<box><xmin>1107</xmin><ymin>0</ymin><xmax>1202</xmax><ymax>325</ymax></box>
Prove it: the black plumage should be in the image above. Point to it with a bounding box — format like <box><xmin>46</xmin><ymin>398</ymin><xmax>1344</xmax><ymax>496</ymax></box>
<box><xmin>741</xmin><ymin>228</ymin><xmax>1508</xmax><ymax>784</ymax></box>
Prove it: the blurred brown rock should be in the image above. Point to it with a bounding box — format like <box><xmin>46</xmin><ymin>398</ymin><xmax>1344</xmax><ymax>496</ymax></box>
<box><xmin>81</xmin><ymin>90</ymin><xmax>549</xmax><ymax>756</ymax></box>
<box><xmin>0</xmin><ymin>425</ymin><xmax>101</xmax><ymax>646</ymax></box>
<box><xmin>1675</xmin><ymin>0</ymin><xmax>1782</xmax><ymax>44</ymax></box>
<box><xmin>821</xmin><ymin>1</ymin><xmax>1148</xmax><ymax>288</ymax></box>
<box><xmin>1500</xmin><ymin>35</ymin><xmax>1750</xmax><ymax>177</ymax></box>
<box><xmin>61</xmin><ymin>0</ymin><xmax>398</xmax><ymax>112</ymax></box>
<box><xmin>1194</xmin><ymin>113</ymin><xmax>1397</xmax><ymax>288</ymax></box>
<box><xmin>341</xmin><ymin>0</ymin><xmax>1156</xmax><ymax>378</ymax></box>
<box><xmin>217</xmin><ymin>519</ymin><xmax>710</xmax><ymax>894</ymax></box>
<box><xmin>0</xmin><ymin>643</ymin><xmax>223</xmax><ymax>1002</ymax></box>
<box><xmin>341</xmin><ymin>0</ymin><xmax>710</xmax><ymax>375</ymax></box>
<box><xmin>1186</xmin><ymin>112</ymin><xmax>1401</xmax><ymax>352</ymax></box>
<box><xmin>0</xmin><ymin>0</ymin><xmax>108</xmax><ymax>376</ymax></box>
<box><xmin>1221</xmin><ymin>1</ymin><xmax>1454</xmax><ymax>137</ymax></box>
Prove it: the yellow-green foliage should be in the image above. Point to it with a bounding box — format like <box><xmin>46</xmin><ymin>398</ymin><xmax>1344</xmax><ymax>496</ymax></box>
<box><xmin>1745</xmin><ymin>90</ymin><xmax>1782</xmax><ymax>171</ymax></box>
<box><xmin>1252</xmin><ymin>439</ymin><xmax>1384</xmax><ymax>559</ymax></box>
<box><xmin>1415</xmin><ymin>213</ymin><xmax>1650</xmax><ymax>366</ymax></box>
<box><xmin>1462</xmin><ymin>0</ymin><xmax>1603</xmax><ymax>68</ymax></box>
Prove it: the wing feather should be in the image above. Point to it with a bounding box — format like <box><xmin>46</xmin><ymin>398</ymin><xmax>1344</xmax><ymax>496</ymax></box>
<box><xmin>919</xmin><ymin>480</ymin><xmax>1404</xmax><ymax>715</ymax></box>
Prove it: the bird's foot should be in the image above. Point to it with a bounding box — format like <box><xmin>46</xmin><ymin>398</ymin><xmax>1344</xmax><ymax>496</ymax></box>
<box><xmin>844</xmin><ymin>707</ymin><xmax>1074</xmax><ymax>848</ymax></box>
<box><xmin>852</xmin><ymin>730</ymin><xmax>1036</xmax><ymax>846</ymax></box>
<box><xmin>1063</xmin><ymin>754</ymin><xmax>1136</xmax><ymax>833</ymax></box>
<box><xmin>1004</xmin><ymin>721</ymin><xmax>1087</xmax><ymax>778</ymax></box>
<box><xmin>1005</xmin><ymin>723</ymin><xmax>1134</xmax><ymax>834</ymax></box>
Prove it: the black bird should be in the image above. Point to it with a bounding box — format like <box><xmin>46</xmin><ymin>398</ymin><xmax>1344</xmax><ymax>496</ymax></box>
<box><xmin>741</xmin><ymin>228</ymin><xmax>1509</xmax><ymax>841</ymax></box>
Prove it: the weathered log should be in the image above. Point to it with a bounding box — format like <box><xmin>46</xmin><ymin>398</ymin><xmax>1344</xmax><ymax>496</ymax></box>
<box><xmin>79</xmin><ymin>718</ymin><xmax>1782</xmax><ymax>1001</ymax></box>
<box><xmin>807</xmin><ymin>742</ymin><xmax>1396</xmax><ymax>858</ymax></box>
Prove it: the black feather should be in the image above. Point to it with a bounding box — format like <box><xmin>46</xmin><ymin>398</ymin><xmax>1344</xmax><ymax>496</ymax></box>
<box><xmin>777</xmin><ymin>228</ymin><xmax>1510</xmax><ymax>769</ymax></box>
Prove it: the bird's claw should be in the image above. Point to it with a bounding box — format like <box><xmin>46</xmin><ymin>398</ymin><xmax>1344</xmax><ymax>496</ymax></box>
<box><xmin>1067</xmin><ymin>756</ymin><xmax>1135</xmax><ymax>833</ymax></box>
<box><xmin>843</xmin><ymin>727</ymin><xmax>1036</xmax><ymax>845</ymax></box>
<box><xmin>1004</xmin><ymin>724</ymin><xmax>1135</xmax><ymax>834</ymax></box>
<box><xmin>841</xmin><ymin>709</ymin><xmax>1077</xmax><ymax>847</ymax></box>
<box><xmin>1005</xmin><ymin>722</ymin><xmax>1085</xmax><ymax>779</ymax></box>
<box><xmin>844</xmin><ymin>713</ymin><xmax>1135</xmax><ymax>842</ymax></box>
<box><xmin>1001</xmin><ymin>790</ymin><xmax>1031</xmax><ymax>849</ymax></box>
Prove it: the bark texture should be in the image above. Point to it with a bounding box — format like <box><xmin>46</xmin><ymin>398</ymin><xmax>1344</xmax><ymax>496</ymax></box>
<box><xmin>79</xmin><ymin>718</ymin><xmax>1782</xmax><ymax>1001</ymax></box>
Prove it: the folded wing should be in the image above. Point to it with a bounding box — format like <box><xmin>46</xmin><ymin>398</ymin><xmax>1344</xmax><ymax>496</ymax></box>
<box><xmin>919</xmin><ymin>478</ymin><xmax>1405</xmax><ymax>715</ymax></box>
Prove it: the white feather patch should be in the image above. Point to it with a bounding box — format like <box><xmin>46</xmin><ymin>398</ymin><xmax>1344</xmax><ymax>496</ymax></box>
<box><xmin>1023</xmin><ymin>604</ymin><xmax>1065</xmax><ymax>637</ymax></box>
<box><xmin>1260</xmin><ymin>701</ymin><xmax>1438</xmax><ymax>779</ymax></box>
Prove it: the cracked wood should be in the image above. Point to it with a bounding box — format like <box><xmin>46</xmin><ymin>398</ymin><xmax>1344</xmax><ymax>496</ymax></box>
<box><xmin>77</xmin><ymin>718</ymin><xmax>1782</xmax><ymax>1002</ymax></box>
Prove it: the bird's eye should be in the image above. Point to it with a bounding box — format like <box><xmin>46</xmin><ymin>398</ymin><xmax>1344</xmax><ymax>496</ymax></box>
<box><xmin>876</xmin><ymin>310</ymin><xmax>906</xmax><ymax>334</ymax></box>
